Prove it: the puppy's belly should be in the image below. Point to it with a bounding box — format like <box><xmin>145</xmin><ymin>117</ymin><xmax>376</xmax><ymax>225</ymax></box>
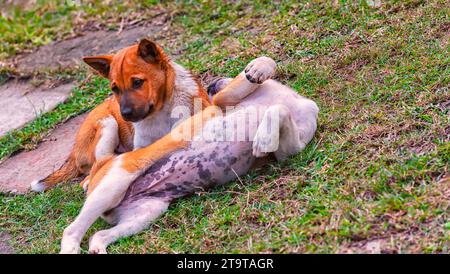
<box><xmin>119</xmin><ymin>141</ymin><xmax>254</xmax><ymax>205</ymax></box>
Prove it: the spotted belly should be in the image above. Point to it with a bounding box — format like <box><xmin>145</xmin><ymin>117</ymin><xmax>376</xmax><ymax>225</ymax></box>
<box><xmin>120</xmin><ymin>141</ymin><xmax>255</xmax><ymax>204</ymax></box>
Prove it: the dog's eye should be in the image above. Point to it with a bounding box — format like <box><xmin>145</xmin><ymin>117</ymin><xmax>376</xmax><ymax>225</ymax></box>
<box><xmin>132</xmin><ymin>79</ymin><xmax>144</xmax><ymax>89</ymax></box>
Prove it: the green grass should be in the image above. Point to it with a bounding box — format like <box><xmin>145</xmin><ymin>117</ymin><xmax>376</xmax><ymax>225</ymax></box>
<box><xmin>0</xmin><ymin>0</ymin><xmax>449</xmax><ymax>253</ymax></box>
<box><xmin>0</xmin><ymin>0</ymin><xmax>150</xmax><ymax>60</ymax></box>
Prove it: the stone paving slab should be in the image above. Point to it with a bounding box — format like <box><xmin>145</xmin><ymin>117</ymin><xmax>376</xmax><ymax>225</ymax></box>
<box><xmin>15</xmin><ymin>25</ymin><xmax>163</xmax><ymax>73</ymax></box>
<box><xmin>0</xmin><ymin>114</ymin><xmax>87</xmax><ymax>194</ymax></box>
<box><xmin>0</xmin><ymin>82</ymin><xmax>74</xmax><ymax>137</ymax></box>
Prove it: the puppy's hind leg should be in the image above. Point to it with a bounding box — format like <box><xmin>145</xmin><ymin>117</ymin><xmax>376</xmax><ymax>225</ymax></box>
<box><xmin>253</xmin><ymin>104</ymin><xmax>304</xmax><ymax>161</ymax></box>
<box><xmin>212</xmin><ymin>56</ymin><xmax>276</xmax><ymax>107</ymax></box>
<box><xmin>60</xmin><ymin>157</ymin><xmax>137</xmax><ymax>254</ymax></box>
<box><xmin>88</xmin><ymin>198</ymin><xmax>169</xmax><ymax>254</ymax></box>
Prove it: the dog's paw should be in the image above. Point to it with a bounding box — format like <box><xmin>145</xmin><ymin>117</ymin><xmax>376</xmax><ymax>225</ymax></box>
<box><xmin>252</xmin><ymin>138</ymin><xmax>269</xmax><ymax>158</ymax></box>
<box><xmin>60</xmin><ymin>241</ymin><xmax>81</xmax><ymax>254</ymax></box>
<box><xmin>252</xmin><ymin>120</ymin><xmax>280</xmax><ymax>158</ymax></box>
<box><xmin>252</xmin><ymin>130</ymin><xmax>275</xmax><ymax>158</ymax></box>
<box><xmin>80</xmin><ymin>177</ymin><xmax>90</xmax><ymax>192</ymax></box>
<box><xmin>30</xmin><ymin>180</ymin><xmax>46</xmax><ymax>193</ymax></box>
<box><xmin>88</xmin><ymin>245</ymin><xmax>108</xmax><ymax>254</ymax></box>
<box><xmin>88</xmin><ymin>232</ymin><xmax>109</xmax><ymax>254</ymax></box>
<box><xmin>244</xmin><ymin>57</ymin><xmax>276</xmax><ymax>84</ymax></box>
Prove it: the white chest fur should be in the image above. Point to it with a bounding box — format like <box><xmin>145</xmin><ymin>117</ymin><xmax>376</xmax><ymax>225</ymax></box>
<box><xmin>132</xmin><ymin>104</ymin><xmax>173</xmax><ymax>149</ymax></box>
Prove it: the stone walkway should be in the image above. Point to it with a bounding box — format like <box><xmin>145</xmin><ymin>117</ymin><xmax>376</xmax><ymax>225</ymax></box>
<box><xmin>0</xmin><ymin>82</ymin><xmax>74</xmax><ymax>137</ymax></box>
<box><xmin>0</xmin><ymin>114</ymin><xmax>87</xmax><ymax>193</ymax></box>
<box><xmin>14</xmin><ymin>25</ymin><xmax>163</xmax><ymax>73</ymax></box>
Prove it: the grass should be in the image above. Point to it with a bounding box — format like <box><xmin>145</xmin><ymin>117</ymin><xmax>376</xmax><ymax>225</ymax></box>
<box><xmin>0</xmin><ymin>0</ymin><xmax>151</xmax><ymax>60</ymax></box>
<box><xmin>0</xmin><ymin>0</ymin><xmax>449</xmax><ymax>253</ymax></box>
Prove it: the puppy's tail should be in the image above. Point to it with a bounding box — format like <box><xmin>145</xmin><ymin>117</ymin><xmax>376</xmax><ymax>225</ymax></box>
<box><xmin>30</xmin><ymin>155</ymin><xmax>81</xmax><ymax>192</ymax></box>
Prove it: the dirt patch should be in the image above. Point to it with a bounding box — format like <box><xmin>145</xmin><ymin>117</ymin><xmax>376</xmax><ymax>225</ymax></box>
<box><xmin>0</xmin><ymin>232</ymin><xmax>14</xmax><ymax>254</ymax></box>
<box><xmin>12</xmin><ymin>24</ymin><xmax>164</xmax><ymax>74</ymax></box>
<box><xmin>0</xmin><ymin>114</ymin><xmax>87</xmax><ymax>194</ymax></box>
<box><xmin>0</xmin><ymin>81</ymin><xmax>74</xmax><ymax>137</ymax></box>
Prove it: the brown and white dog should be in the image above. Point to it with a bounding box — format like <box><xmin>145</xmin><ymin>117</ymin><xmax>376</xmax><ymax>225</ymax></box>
<box><xmin>30</xmin><ymin>39</ymin><xmax>210</xmax><ymax>192</ymax></box>
<box><xmin>59</xmin><ymin>56</ymin><xmax>319</xmax><ymax>254</ymax></box>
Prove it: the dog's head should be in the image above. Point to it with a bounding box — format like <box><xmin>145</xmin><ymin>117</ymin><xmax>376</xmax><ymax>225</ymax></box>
<box><xmin>83</xmin><ymin>39</ymin><xmax>174</xmax><ymax>122</ymax></box>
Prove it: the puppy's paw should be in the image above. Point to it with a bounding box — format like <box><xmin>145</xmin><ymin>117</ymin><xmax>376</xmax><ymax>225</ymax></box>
<box><xmin>30</xmin><ymin>180</ymin><xmax>46</xmax><ymax>193</ymax></box>
<box><xmin>252</xmin><ymin>138</ymin><xmax>269</xmax><ymax>158</ymax></box>
<box><xmin>80</xmin><ymin>176</ymin><xmax>90</xmax><ymax>192</ymax></box>
<box><xmin>60</xmin><ymin>241</ymin><xmax>81</xmax><ymax>254</ymax></box>
<box><xmin>89</xmin><ymin>233</ymin><xmax>108</xmax><ymax>254</ymax></box>
<box><xmin>244</xmin><ymin>56</ymin><xmax>276</xmax><ymax>84</ymax></box>
<box><xmin>252</xmin><ymin>121</ymin><xmax>280</xmax><ymax>158</ymax></box>
<box><xmin>88</xmin><ymin>245</ymin><xmax>107</xmax><ymax>254</ymax></box>
<box><xmin>252</xmin><ymin>131</ymin><xmax>274</xmax><ymax>158</ymax></box>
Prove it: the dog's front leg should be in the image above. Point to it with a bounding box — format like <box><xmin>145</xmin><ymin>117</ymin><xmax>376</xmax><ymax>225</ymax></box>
<box><xmin>60</xmin><ymin>156</ymin><xmax>139</xmax><ymax>254</ymax></box>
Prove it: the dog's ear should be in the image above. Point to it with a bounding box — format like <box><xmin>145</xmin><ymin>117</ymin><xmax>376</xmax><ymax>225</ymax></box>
<box><xmin>138</xmin><ymin>39</ymin><xmax>161</xmax><ymax>63</ymax></box>
<box><xmin>82</xmin><ymin>55</ymin><xmax>113</xmax><ymax>78</ymax></box>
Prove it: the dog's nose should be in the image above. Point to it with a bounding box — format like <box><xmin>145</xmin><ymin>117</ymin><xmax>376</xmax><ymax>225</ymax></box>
<box><xmin>121</xmin><ymin>107</ymin><xmax>133</xmax><ymax>118</ymax></box>
<box><xmin>148</xmin><ymin>103</ymin><xmax>154</xmax><ymax>112</ymax></box>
